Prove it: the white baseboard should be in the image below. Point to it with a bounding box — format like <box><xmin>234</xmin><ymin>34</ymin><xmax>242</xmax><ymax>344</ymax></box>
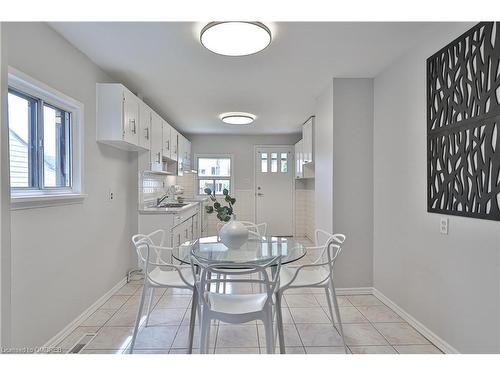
<box><xmin>372</xmin><ymin>288</ymin><xmax>459</xmax><ymax>354</ymax></box>
<box><xmin>335</xmin><ymin>287</ymin><xmax>374</xmax><ymax>295</ymax></box>
<box><xmin>44</xmin><ymin>277</ymin><xmax>128</xmax><ymax>349</ymax></box>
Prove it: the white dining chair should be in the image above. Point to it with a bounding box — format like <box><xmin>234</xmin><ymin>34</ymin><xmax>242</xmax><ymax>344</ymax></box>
<box><xmin>129</xmin><ymin>230</ymin><xmax>196</xmax><ymax>353</ymax></box>
<box><xmin>275</xmin><ymin>232</ymin><xmax>348</xmax><ymax>354</ymax></box>
<box><xmin>191</xmin><ymin>256</ymin><xmax>282</xmax><ymax>354</ymax></box>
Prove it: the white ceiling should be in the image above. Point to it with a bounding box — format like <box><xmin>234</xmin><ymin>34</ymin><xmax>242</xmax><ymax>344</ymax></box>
<box><xmin>49</xmin><ymin>22</ymin><xmax>461</xmax><ymax>135</ymax></box>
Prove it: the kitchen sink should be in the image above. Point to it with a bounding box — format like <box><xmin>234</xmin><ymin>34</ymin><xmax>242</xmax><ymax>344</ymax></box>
<box><xmin>156</xmin><ymin>202</ymin><xmax>188</xmax><ymax>208</ymax></box>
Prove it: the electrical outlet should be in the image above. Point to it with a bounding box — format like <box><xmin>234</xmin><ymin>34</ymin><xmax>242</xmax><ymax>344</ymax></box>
<box><xmin>109</xmin><ymin>189</ymin><xmax>115</xmax><ymax>201</ymax></box>
<box><xmin>440</xmin><ymin>217</ymin><xmax>448</xmax><ymax>235</ymax></box>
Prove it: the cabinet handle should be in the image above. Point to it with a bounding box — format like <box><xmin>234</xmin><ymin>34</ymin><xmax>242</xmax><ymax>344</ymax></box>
<box><xmin>166</xmin><ymin>140</ymin><xmax>170</xmax><ymax>150</ymax></box>
<box><xmin>157</xmin><ymin>152</ymin><xmax>161</xmax><ymax>163</ymax></box>
<box><xmin>145</xmin><ymin>127</ymin><xmax>149</xmax><ymax>140</ymax></box>
<box><xmin>131</xmin><ymin>119</ymin><xmax>136</xmax><ymax>134</ymax></box>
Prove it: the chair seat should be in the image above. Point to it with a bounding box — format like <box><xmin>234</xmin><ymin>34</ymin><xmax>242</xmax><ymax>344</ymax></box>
<box><xmin>279</xmin><ymin>266</ymin><xmax>329</xmax><ymax>289</ymax></box>
<box><xmin>148</xmin><ymin>266</ymin><xmax>194</xmax><ymax>288</ymax></box>
<box><xmin>207</xmin><ymin>292</ymin><xmax>267</xmax><ymax>314</ymax></box>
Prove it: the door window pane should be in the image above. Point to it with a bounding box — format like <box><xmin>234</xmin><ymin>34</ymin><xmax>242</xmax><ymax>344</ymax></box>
<box><xmin>261</xmin><ymin>152</ymin><xmax>268</xmax><ymax>173</ymax></box>
<box><xmin>43</xmin><ymin>104</ymin><xmax>71</xmax><ymax>187</ymax></box>
<box><xmin>271</xmin><ymin>153</ymin><xmax>278</xmax><ymax>173</ymax></box>
<box><xmin>280</xmin><ymin>153</ymin><xmax>288</xmax><ymax>173</ymax></box>
<box><xmin>8</xmin><ymin>91</ymin><xmax>37</xmax><ymax>188</ymax></box>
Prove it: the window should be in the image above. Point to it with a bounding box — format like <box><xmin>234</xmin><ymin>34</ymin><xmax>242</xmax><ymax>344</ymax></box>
<box><xmin>197</xmin><ymin>156</ymin><xmax>232</xmax><ymax>195</ymax></box>
<box><xmin>8</xmin><ymin>69</ymin><xmax>84</xmax><ymax>206</ymax></box>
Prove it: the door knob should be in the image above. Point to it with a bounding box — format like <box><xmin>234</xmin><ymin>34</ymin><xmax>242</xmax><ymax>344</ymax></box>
<box><xmin>257</xmin><ymin>193</ymin><xmax>264</xmax><ymax>196</ymax></box>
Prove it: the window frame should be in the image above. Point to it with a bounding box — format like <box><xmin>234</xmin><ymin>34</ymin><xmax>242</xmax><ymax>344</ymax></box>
<box><xmin>195</xmin><ymin>154</ymin><xmax>234</xmax><ymax>197</ymax></box>
<box><xmin>8</xmin><ymin>68</ymin><xmax>85</xmax><ymax>209</ymax></box>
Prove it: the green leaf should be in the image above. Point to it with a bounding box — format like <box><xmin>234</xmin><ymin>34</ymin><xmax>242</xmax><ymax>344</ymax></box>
<box><xmin>214</xmin><ymin>202</ymin><xmax>221</xmax><ymax>209</ymax></box>
<box><xmin>204</xmin><ymin>188</ymin><xmax>212</xmax><ymax>195</ymax></box>
<box><xmin>223</xmin><ymin>216</ymin><xmax>231</xmax><ymax>222</ymax></box>
<box><xmin>205</xmin><ymin>206</ymin><xmax>214</xmax><ymax>214</ymax></box>
<box><xmin>230</xmin><ymin>198</ymin><xmax>236</xmax><ymax>205</ymax></box>
<box><xmin>223</xmin><ymin>188</ymin><xmax>229</xmax><ymax>196</ymax></box>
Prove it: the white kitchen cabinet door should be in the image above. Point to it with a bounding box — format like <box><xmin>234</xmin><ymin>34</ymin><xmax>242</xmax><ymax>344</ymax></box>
<box><xmin>177</xmin><ymin>134</ymin><xmax>185</xmax><ymax>175</ymax></box>
<box><xmin>302</xmin><ymin>117</ymin><xmax>313</xmax><ymax>164</ymax></box>
<box><xmin>139</xmin><ymin>103</ymin><xmax>151</xmax><ymax>150</ymax></box>
<box><xmin>184</xmin><ymin>139</ymin><xmax>192</xmax><ymax>171</ymax></box>
<box><xmin>295</xmin><ymin>140</ymin><xmax>303</xmax><ymax>179</ymax></box>
<box><xmin>150</xmin><ymin>112</ymin><xmax>163</xmax><ymax>171</ymax></box>
<box><xmin>122</xmin><ymin>89</ymin><xmax>140</xmax><ymax>146</ymax></box>
<box><xmin>170</xmin><ymin>128</ymin><xmax>179</xmax><ymax>162</ymax></box>
<box><xmin>162</xmin><ymin>121</ymin><xmax>172</xmax><ymax>160</ymax></box>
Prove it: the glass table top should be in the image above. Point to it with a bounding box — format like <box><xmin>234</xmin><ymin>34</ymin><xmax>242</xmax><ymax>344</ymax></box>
<box><xmin>173</xmin><ymin>236</ymin><xmax>306</xmax><ymax>265</ymax></box>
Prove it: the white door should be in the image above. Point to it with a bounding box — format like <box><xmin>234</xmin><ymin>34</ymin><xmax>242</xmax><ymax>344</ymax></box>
<box><xmin>255</xmin><ymin>146</ymin><xmax>294</xmax><ymax>236</ymax></box>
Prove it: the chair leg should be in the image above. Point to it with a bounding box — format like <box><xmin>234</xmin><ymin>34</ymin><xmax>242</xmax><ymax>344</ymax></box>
<box><xmin>328</xmin><ymin>280</ymin><xmax>348</xmax><ymax>354</ymax></box>
<box><xmin>187</xmin><ymin>288</ymin><xmax>197</xmax><ymax>354</ymax></box>
<box><xmin>144</xmin><ymin>288</ymin><xmax>155</xmax><ymax>326</ymax></box>
<box><xmin>275</xmin><ymin>291</ymin><xmax>286</xmax><ymax>354</ymax></box>
<box><xmin>199</xmin><ymin>314</ymin><xmax>211</xmax><ymax>354</ymax></box>
<box><xmin>129</xmin><ymin>284</ymin><xmax>148</xmax><ymax>353</ymax></box>
<box><xmin>263</xmin><ymin>309</ymin><xmax>275</xmax><ymax>354</ymax></box>
<box><xmin>324</xmin><ymin>287</ymin><xmax>337</xmax><ymax>324</ymax></box>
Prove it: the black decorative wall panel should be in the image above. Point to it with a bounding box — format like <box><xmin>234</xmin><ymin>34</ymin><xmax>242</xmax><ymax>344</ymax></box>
<box><xmin>427</xmin><ymin>22</ymin><xmax>500</xmax><ymax>220</ymax></box>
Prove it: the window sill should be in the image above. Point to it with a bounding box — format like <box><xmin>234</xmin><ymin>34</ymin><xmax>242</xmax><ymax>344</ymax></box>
<box><xmin>11</xmin><ymin>193</ymin><xmax>87</xmax><ymax>210</ymax></box>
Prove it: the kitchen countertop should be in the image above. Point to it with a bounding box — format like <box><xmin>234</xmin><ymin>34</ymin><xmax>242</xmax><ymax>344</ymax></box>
<box><xmin>138</xmin><ymin>201</ymin><xmax>199</xmax><ymax>215</ymax></box>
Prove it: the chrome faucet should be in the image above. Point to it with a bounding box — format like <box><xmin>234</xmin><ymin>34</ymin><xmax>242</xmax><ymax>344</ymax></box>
<box><xmin>156</xmin><ymin>185</ymin><xmax>176</xmax><ymax>206</ymax></box>
<box><xmin>156</xmin><ymin>193</ymin><xmax>169</xmax><ymax>207</ymax></box>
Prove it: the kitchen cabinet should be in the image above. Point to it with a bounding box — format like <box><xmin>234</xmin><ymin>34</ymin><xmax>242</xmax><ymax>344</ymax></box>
<box><xmin>177</xmin><ymin>134</ymin><xmax>192</xmax><ymax>175</ymax></box>
<box><xmin>150</xmin><ymin>112</ymin><xmax>163</xmax><ymax>171</ymax></box>
<box><xmin>295</xmin><ymin>139</ymin><xmax>303</xmax><ymax>179</ymax></box>
<box><xmin>162</xmin><ymin>121</ymin><xmax>172</xmax><ymax>160</ymax></box>
<box><xmin>170</xmin><ymin>128</ymin><xmax>179</xmax><ymax>162</ymax></box>
<box><xmin>138</xmin><ymin>102</ymin><xmax>151</xmax><ymax>150</ymax></box>
<box><xmin>302</xmin><ymin>116</ymin><xmax>314</xmax><ymax>164</ymax></box>
<box><xmin>97</xmin><ymin>83</ymin><xmax>143</xmax><ymax>151</ymax></box>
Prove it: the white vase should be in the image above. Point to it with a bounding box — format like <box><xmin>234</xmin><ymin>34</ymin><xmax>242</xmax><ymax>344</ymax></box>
<box><xmin>219</xmin><ymin>219</ymin><xmax>249</xmax><ymax>249</ymax></box>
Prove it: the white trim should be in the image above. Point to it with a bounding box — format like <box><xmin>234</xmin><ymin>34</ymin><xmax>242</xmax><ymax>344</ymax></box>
<box><xmin>373</xmin><ymin>288</ymin><xmax>459</xmax><ymax>354</ymax></box>
<box><xmin>335</xmin><ymin>287</ymin><xmax>374</xmax><ymax>295</ymax></box>
<box><xmin>11</xmin><ymin>193</ymin><xmax>87</xmax><ymax>210</ymax></box>
<box><xmin>44</xmin><ymin>277</ymin><xmax>127</xmax><ymax>349</ymax></box>
<box><xmin>194</xmin><ymin>153</ymin><xmax>234</xmax><ymax>198</ymax></box>
<box><xmin>7</xmin><ymin>67</ymin><xmax>85</xmax><ymax>205</ymax></box>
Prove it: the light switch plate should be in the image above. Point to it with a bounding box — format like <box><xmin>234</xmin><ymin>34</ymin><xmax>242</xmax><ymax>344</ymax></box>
<box><xmin>440</xmin><ymin>217</ymin><xmax>448</xmax><ymax>235</ymax></box>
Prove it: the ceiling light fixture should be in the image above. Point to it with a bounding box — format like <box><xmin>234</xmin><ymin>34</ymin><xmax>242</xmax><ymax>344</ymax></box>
<box><xmin>220</xmin><ymin>112</ymin><xmax>256</xmax><ymax>125</ymax></box>
<box><xmin>200</xmin><ymin>22</ymin><xmax>272</xmax><ymax>56</ymax></box>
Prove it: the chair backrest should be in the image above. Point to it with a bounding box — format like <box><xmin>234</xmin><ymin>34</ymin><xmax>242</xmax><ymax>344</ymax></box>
<box><xmin>132</xmin><ymin>230</ymin><xmax>176</xmax><ymax>280</ymax></box>
<box><xmin>315</xmin><ymin>229</ymin><xmax>345</xmax><ymax>247</ymax></box>
<box><xmin>239</xmin><ymin>221</ymin><xmax>267</xmax><ymax>236</ymax></box>
<box><xmin>192</xmin><ymin>256</ymin><xmax>282</xmax><ymax>311</ymax></box>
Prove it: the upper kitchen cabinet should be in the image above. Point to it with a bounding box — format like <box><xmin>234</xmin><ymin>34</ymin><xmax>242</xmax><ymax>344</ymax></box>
<box><xmin>295</xmin><ymin>139</ymin><xmax>303</xmax><ymax>179</ymax></box>
<box><xmin>138</xmin><ymin>102</ymin><xmax>152</xmax><ymax>150</ymax></box>
<box><xmin>177</xmin><ymin>134</ymin><xmax>192</xmax><ymax>175</ymax></box>
<box><xmin>302</xmin><ymin>116</ymin><xmax>314</xmax><ymax>164</ymax></box>
<box><xmin>162</xmin><ymin>121</ymin><xmax>172</xmax><ymax>159</ymax></box>
<box><xmin>170</xmin><ymin>128</ymin><xmax>179</xmax><ymax>162</ymax></box>
<box><xmin>150</xmin><ymin>111</ymin><xmax>163</xmax><ymax>171</ymax></box>
<box><xmin>97</xmin><ymin>83</ymin><xmax>143</xmax><ymax>151</ymax></box>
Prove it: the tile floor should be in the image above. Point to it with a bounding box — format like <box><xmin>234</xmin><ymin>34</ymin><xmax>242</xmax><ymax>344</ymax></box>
<box><xmin>52</xmin><ymin>238</ymin><xmax>443</xmax><ymax>355</ymax></box>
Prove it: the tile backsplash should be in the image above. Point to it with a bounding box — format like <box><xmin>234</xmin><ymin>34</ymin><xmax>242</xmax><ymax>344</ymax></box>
<box><xmin>138</xmin><ymin>172</ymin><xmax>176</xmax><ymax>208</ymax></box>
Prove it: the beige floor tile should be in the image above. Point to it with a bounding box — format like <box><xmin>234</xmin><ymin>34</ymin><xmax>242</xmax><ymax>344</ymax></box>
<box><xmin>350</xmin><ymin>345</ymin><xmax>397</xmax><ymax>354</ymax></box>
<box><xmin>347</xmin><ymin>295</ymin><xmax>384</xmax><ymax>306</ymax></box>
<box><xmin>123</xmin><ymin>294</ymin><xmax>161</xmax><ymax>309</ymax></box>
<box><xmin>169</xmin><ymin>348</ymin><xmax>201</xmax><ymax>354</ymax></box>
<box><xmin>80</xmin><ymin>309</ymin><xmax>116</xmax><ymax>327</ymax></box>
<box><xmin>56</xmin><ymin>326</ymin><xmax>100</xmax><ymax>350</ymax></box>
<box><xmin>133</xmin><ymin>326</ymin><xmax>178</xmax><ymax>350</ymax></box>
<box><xmin>342</xmin><ymin>323</ymin><xmax>389</xmax><ymax>346</ymax></box>
<box><xmin>165</xmin><ymin>287</ymin><xmax>193</xmax><ymax>295</ymax></box>
<box><xmin>215</xmin><ymin>347</ymin><xmax>260</xmax><ymax>354</ymax></box>
<box><xmin>147</xmin><ymin>308</ymin><xmax>186</xmax><ymax>326</ymax></box>
<box><xmin>155</xmin><ymin>295</ymin><xmax>192</xmax><ymax>309</ymax></box>
<box><xmin>130</xmin><ymin>349</ymin><xmax>170</xmax><ymax>354</ymax></box>
<box><xmin>335</xmin><ymin>307</ymin><xmax>369</xmax><ymax>323</ymax></box>
<box><xmin>295</xmin><ymin>324</ymin><xmax>343</xmax><ymax>347</ymax></box>
<box><xmin>290</xmin><ymin>307</ymin><xmax>330</xmax><ymax>323</ymax></box>
<box><xmin>85</xmin><ymin>326</ymin><xmax>133</xmax><ymax>350</ymax></box>
<box><xmin>256</xmin><ymin>308</ymin><xmax>294</xmax><ymax>325</ymax></box>
<box><xmin>280</xmin><ymin>346</ymin><xmax>306</xmax><ymax>354</ymax></box>
<box><xmin>105</xmin><ymin>306</ymin><xmax>141</xmax><ymax>327</ymax></box>
<box><xmin>284</xmin><ymin>288</ymin><xmax>314</xmax><ymax>295</ymax></box>
<box><xmin>314</xmin><ymin>294</ymin><xmax>352</xmax><ymax>307</ymax></box>
<box><xmin>114</xmin><ymin>284</ymin><xmax>140</xmax><ymax>296</ymax></box>
<box><xmin>100</xmin><ymin>295</ymin><xmax>128</xmax><ymax>309</ymax></box>
<box><xmin>171</xmin><ymin>324</ymin><xmax>217</xmax><ymax>349</ymax></box>
<box><xmin>133</xmin><ymin>287</ymin><xmax>167</xmax><ymax>297</ymax></box>
<box><xmin>257</xmin><ymin>324</ymin><xmax>302</xmax><ymax>347</ymax></box>
<box><xmin>356</xmin><ymin>305</ymin><xmax>404</xmax><ymax>323</ymax></box>
<box><xmin>285</xmin><ymin>294</ymin><xmax>320</xmax><ymax>308</ymax></box>
<box><xmin>393</xmin><ymin>345</ymin><xmax>442</xmax><ymax>354</ymax></box>
<box><xmin>80</xmin><ymin>349</ymin><xmax>123</xmax><ymax>354</ymax></box>
<box><xmin>216</xmin><ymin>325</ymin><xmax>259</xmax><ymax>348</ymax></box>
<box><xmin>305</xmin><ymin>346</ymin><xmax>348</xmax><ymax>354</ymax></box>
<box><xmin>373</xmin><ymin>323</ymin><xmax>430</xmax><ymax>345</ymax></box>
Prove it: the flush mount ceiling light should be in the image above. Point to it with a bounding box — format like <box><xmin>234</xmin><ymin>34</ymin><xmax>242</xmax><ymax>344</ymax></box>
<box><xmin>220</xmin><ymin>112</ymin><xmax>256</xmax><ymax>125</ymax></box>
<box><xmin>200</xmin><ymin>22</ymin><xmax>272</xmax><ymax>56</ymax></box>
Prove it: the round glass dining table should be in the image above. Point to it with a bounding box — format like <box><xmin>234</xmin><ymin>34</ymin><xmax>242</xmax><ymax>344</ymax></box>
<box><xmin>173</xmin><ymin>235</ymin><xmax>307</xmax><ymax>265</ymax></box>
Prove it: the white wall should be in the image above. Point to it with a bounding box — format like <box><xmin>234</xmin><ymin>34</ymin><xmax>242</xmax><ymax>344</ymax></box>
<box><xmin>314</xmin><ymin>79</ymin><xmax>374</xmax><ymax>288</ymax></box>
<box><xmin>373</xmin><ymin>23</ymin><xmax>500</xmax><ymax>353</ymax></box>
<box><xmin>3</xmin><ymin>23</ymin><xmax>138</xmax><ymax>347</ymax></box>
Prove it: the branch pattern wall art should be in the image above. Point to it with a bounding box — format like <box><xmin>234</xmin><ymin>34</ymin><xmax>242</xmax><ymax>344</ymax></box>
<box><xmin>427</xmin><ymin>22</ymin><xmax>500</xmax><ymax>221</ymax></box>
